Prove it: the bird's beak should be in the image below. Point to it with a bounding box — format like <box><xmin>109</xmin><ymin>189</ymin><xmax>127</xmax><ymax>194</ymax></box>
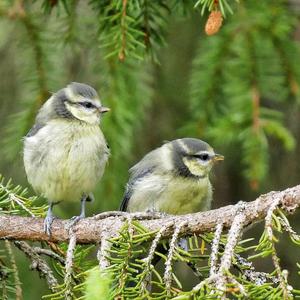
<box><xmin>99</xmin><ymin>106</ymin><xmax>110</xmax><ymax>114</ymax></box>
<box><xmin>212</xmin><ymin>154</ymin><xmax>224</xmax><ymax>162</ymax></box>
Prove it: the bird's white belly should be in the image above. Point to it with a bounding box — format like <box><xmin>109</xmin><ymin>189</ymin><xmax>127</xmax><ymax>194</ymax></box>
<box><xmin>23</xmin><ymin>120</ymin><xmax>109</xmax><ymax>202</ymax></box>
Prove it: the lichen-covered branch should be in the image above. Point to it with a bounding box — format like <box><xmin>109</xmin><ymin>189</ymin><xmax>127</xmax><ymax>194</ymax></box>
<box><xmin>0</xmin><ymin>185</ymin><xmax>299</xmax><ymax>244</ymax></box>
<box><xmin>164</xmin><ymin>221</ymin><xmax>187</xmax><ymax>295</ymax></box>
<box><xmin>13</xmin><ymin>241</ymin><xmax>58</xmax><ymax>292</ymax></box>
<box><xmin>265</xmin><ymin>194</ymin><xmax>293</xmax><ymax>299</ymax></box>
<box><xmin>64</xmin><ymin>227</ymin><xmax>77</xmax><ymax>300</ymax></box>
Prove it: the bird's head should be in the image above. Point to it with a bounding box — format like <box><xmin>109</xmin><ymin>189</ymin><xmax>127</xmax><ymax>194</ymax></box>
<box><xmin>53</xmin><ymin>82</ymin><xmax>110</xmax><ymax>125</ymax></box>
<box><xmin>170</xmin><ymin>138</ymin><xmax>224</xmax><ymax>178</ymax></box>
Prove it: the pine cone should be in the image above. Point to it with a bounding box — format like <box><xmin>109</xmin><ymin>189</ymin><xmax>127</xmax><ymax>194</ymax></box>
<box><xmin>205</xmin><ymin>10</ymin><xmax>223</xmax><ymax>36</ymax></box>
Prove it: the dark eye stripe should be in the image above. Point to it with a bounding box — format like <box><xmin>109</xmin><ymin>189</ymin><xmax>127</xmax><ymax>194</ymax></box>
<box><xmin>79</xmin><ymin>101</ymin><xmax>95</xmax><ymax>109</ymax></box>
<box><xmin>192</xmin><ymin>153</ymin><xmax>210</xmax><ymax>161</ymax></box>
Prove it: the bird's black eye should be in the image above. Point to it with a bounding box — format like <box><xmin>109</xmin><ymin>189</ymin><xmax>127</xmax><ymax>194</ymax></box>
<box><xmin>198</xmin><ymin>153</ymin><xmax>210</xmax><ymax>161</ymax></box>
<box><xmin>80</xmin><ymin>102</ymin><xmax>94</xmax><ymax>109</ymax></box>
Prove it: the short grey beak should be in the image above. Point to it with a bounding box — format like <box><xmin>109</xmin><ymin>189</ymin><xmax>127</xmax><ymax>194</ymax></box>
<box><xmin>213</xmin><ymin>154</ymin><xmax>224</xmax><ymax>161</ymax></box>
<box><xmin>100</xmin><ymin>106</ymin><xmax>110</xmax><ymax>113</ymax></box>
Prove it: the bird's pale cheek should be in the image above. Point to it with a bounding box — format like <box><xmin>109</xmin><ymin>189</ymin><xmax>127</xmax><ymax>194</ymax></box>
<box><xmin>66</xmin><ymin>103</ymin><xmax>100</xmax><ymax>124</ymax></box>
<box><xmin>183</xmin><ymin>157</ymin><xmax>208</xmax><ymax>177</ymax></box>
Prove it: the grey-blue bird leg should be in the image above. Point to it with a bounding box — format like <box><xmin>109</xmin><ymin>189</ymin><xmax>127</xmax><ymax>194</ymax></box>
<box><xmin>44</xmin><ymin>202</ymin><xmax>56</xmax><ymax>236</ymax></box>
<box><xmin>68</xmin><ymin>195</ymin><xmax>88</xmax><ymax>228</ymax></box>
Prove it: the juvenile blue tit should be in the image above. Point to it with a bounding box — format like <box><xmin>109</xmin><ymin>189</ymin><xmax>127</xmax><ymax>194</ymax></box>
<box><xmin>23</xmin><ymin>82</ymin><xmax>110</xmax><ymax>235</ymax></box>
<box><xmin>120</xmin><ymin>138</ymin><xmax>223</xmax><ymax>215</ymax></box>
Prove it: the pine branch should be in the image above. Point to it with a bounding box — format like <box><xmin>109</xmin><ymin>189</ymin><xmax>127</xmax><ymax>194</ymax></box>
<box><xmin>194</xmin><ymin>0</ymin><xmax>236</xmax><ymax>17</ymax></box>
<box><xmin>7</xmin><ymin>0</ymin><xmax>49</xmax><ymax>103</ymax></box>
<box><xmin>0</xmin><ymin>185</ymin><xmax>299</xmax><ymax>244</ymax></box>
<box><xmin>4</xmin><ymin>241</ymin><xmax>22</xmax><ymax>300</ymax></box>
<box><xmin>1</xmin><ymin>1</ymin><xmax>51</xmax><ymax>161</ymax></box>
<box><xmin>32</xmin><ymin>246</ymin><xmax>65</xmax><ymax>265</ymax></box>
<box><xmin>118</xmin><ymin>0</ymin><xmax>128</xmax><ymax>61</ymax></box>
<box><xmin>13</xmin><ymin>241</ymin><xmax>58</xmax><ymax>292</ymax></box>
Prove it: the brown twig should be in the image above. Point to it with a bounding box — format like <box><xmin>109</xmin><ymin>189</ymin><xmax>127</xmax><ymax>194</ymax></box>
<box><xmin>13</xmin><ymin>241</ymin><xmax>58</xmax><ymax>292</ymax></box>
<box><xmin>0</xmin><ymin>185</ymin><xmax>299</xmax><ymax>244</ymax></box>
<box><xmin>251</xmin><ymin>85</ymin><xmax>260</xmax><ymax>133</ymax></box>
<box><xmin>32</xmin><ymin>246</ymin><xmax>65</xmax><ymax>265</ymax></box>
<box><xmin>118</xmin><ymin>0</ymin><xmax>128</xmax><ymax>61</ymax></box>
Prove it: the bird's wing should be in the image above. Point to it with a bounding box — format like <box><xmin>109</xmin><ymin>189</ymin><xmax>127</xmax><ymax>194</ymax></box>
<box><xmin>119</xmin><ymin>168</ymin><xmax>153</xmax><ymax>211</ymax></box>
<box><xmin>25</xmin><ymin>97</ymin><xmax>56</xmax><ymax>137</ymax></box>
<box><xmin>119</xmin><ymin>187</ymin><xmax>132</xmax><ymax>212</ymax></box>
<box><xmin>119</xmin><ymin>147</ymin><xmax>166</xmax><ymax>212</ymax></box>
<box><xmin>26</xmin><ymin>122</ymin><xmax>45</xmax><ymax>137</ymax></box>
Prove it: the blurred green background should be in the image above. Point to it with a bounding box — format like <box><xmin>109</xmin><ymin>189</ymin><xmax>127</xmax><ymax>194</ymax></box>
<box><xmin>1</xmin><ymin>0</ymin><xmax>300</xmax><ymax>298</ymax></box>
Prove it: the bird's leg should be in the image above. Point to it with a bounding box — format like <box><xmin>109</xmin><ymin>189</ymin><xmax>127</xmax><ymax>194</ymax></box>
<box><xmin>69</xmin><ymin>194</ymin><xmax>88</xmax><ymax>227</ymax></box>
<box><xmin>44</xmin><ymin>202</ymin><xmax>56</xmax><ymax>236</ymax></box>
<box><xmin>79</xmin><ymin>195</ymin><xmax>87</xmax><ymax>218</ymax></box>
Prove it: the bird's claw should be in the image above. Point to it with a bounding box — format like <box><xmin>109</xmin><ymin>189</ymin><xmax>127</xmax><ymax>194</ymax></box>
<box><xmin>155</xmin><ymin>211</ymin><xmax>169</xmax><ymax>218</ymax></box>
<box><xmin>66</xmin><ymin>214</ymin><xmax>84</xmax><ymax>231</ymax></box>
<box><xmin>44</xmin><ymin>214</ymin><xmax>55</xmax><ymax>236</ymax></box>
<box><xmin>145</xmin><ymin>209</ymin><xmax>169</xmax><ymax>218</ymax></box>
<box><xmin>70</xmin><ymin>214</ymin><xmax>84</xmax><ymax>223</ymax></box>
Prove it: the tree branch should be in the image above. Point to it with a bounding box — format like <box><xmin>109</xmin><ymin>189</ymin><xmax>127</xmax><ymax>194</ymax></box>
<box><xmin>13</xmin><ymin>241</ymin><xmax>58</xmax><ymax>291</ymax></box>
<box><xmin>0</xmin><ymin>185</ymin><xmax>299</xmax><ymax>244</ymax></box>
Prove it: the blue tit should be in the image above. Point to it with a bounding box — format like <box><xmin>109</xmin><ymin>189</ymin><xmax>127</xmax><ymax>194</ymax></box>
<box><xmin>23</xmin><ymin>82</ymin><xmax>110</xmax><ymax>235</ymax></box>
<box><xmin>120</xmin><ymin>138</ymin><xmax>223</xmax><ymax>215</ymax></box>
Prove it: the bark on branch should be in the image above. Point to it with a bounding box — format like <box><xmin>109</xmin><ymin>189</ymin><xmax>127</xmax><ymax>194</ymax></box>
<box><xmin>0</xmin><ymin>185</ymin><xmax>299</xmax><ymax>244</ymax></box>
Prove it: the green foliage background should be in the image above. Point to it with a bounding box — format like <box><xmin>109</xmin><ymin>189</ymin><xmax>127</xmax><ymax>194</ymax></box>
<box><xmin>0</xmin><ymin>0</ymin><xmax>300</xmax><ymax>298</ymax></box>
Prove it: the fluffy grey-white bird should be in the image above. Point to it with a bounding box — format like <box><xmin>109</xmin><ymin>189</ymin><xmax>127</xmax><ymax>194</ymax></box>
<box><xmin>23</xmin><ymin>82</ymin><xmax>110</xmax><ymax>235</ymax></box>
<box><xmin>120</xmin><ymin>138</ymin><xmax>223</xmax><ymax>214</ymax></box>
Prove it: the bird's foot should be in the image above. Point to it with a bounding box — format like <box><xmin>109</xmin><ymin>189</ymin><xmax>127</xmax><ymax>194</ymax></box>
<box><xmin>155</xmin><ymin>211</ymin><xmax>170</xmax><ymax>218</ymax></box>
<box><xmin>145</xmin><ymin>209</ymin><xmax>170</xmax><ymax>218</ymax></box>
<box><xmin>44</xmin><ymin>214</ymin><xmax>55</xmax><ymax>236</ymax></box>
<box><xmin>66</xmin><ymin>195</ymin><xmax>87</xmax><ymax>231</ymax></box>
<box><xmin>66</xmin><ymin>213</ymin><xmax>85</xmax><ymax>231</ymax></box>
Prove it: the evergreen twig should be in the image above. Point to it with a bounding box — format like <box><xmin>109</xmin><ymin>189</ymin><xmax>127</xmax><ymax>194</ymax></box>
<box><xmin>64</xmin><ymin>227</ymin><xmax>77</xmax><ymax>300</ymax></box>
<box><xmin>4</xmin><ymin>241</ymin><xmax>22</xmax><ymax>300</ymax></box>
<box><xmin>164</xmin><ymin>221</ymin><xmax>187</xmax><ymax>296</ymax></box>
<box><xmin>265</xmin><ymin>196</ymin><xmax>293</xmax><ymax>299</ymax></box>
<box><xmin>14</xmin><ymin>241</ymin><xmax>58</xmax><ymax>292</ymax></box>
